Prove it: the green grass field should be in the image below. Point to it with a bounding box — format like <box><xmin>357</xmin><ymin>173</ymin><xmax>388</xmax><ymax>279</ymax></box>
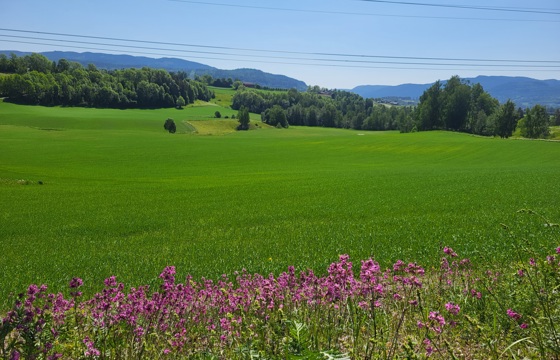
<box><xmin>1</xmin><ymin>100</ymin><xmax>559</xmax><ymax>308</ymax></box>
<box><xmin>208</xmin><ymin>86</ymin><xmax>236</xmax><ymax>109</ymax></box>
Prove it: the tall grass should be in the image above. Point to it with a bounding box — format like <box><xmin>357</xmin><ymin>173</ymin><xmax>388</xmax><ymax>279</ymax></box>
<box><xmin>1</xmin><ymin>222</ymin><xmax>558</xmax><ymax>358</ymax></box>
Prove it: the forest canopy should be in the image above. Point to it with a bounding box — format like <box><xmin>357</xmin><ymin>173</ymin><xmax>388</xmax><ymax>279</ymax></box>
<box><xmin>0</xmin><ymin>53</ymin><xmax>213</xmax><ymax>108</ymax></box>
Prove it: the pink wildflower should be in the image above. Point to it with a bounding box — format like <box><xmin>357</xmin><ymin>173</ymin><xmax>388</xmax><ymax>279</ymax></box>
<box><xmin>104</xmin><ymin>276</ymin><xmax>117</xmax><ymax>287</ymax></box>
<box><xmin>556</xmin><ymin>246</ymin><xmax>560</xmax><ymax>254</ymax></box>
<box><xmin>424</xmin><ymin>338</ymin><xmax>434</xmax><ymax>356</ymax></box>
<box><xmin>443</xmin><ymin>247</ymin><xmax>458</xmax><ymax>257</ymax></box>
<box><xmin>358</xmin><ymin>301</ymin><xmax>368</xmax><ymax>310</ymax></box>
<box><xmin>69</xmin><ymin>277</ymin><xmax>83</xmax><ymax>288</ymax></box>
<box><xmin>83</xmin><ymin>337</ymin><xmax>100</xmax><ymax>357</ymax></box>
<box><xmin>429</xmin><ymin>311</ymin><xmax>446</xmax><ymax>326</ymax></box>
<box><xmin>393</xmin><ymin>259</ymin><xmax>405</xmax><ymax>271</ymax></box>
<box><xmin>520</xmin><ymin>323</ymin><xmax>528</xmax><ymax>329</ymax></box>
<box><xmin>445</xmin><ymin>302</ymin><xmax>460</xmax><ymax>315</ymax></box>
<box><xmin>507</xmin><ymin>309</ymin><xmax>522</xmax><ymax>321</ymax></box>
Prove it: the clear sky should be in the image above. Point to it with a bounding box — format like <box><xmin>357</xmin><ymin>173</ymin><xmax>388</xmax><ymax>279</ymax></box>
<box><xmin>1</xmin><ymin>0</ymin><xmax>559</xmax><ymax>89</ymax></box>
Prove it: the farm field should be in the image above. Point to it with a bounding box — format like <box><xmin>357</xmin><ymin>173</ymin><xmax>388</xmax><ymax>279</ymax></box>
<box><xmin>1</xmin><ymin>100</ymin><xmax>559</xmax><ymax>308</ymax></box>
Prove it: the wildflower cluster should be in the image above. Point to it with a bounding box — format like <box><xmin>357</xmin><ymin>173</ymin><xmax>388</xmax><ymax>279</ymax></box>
<box><xmin>0</xmin><ymin>245</ymin><xmax>558</xmax><ymax>359</ymax></box>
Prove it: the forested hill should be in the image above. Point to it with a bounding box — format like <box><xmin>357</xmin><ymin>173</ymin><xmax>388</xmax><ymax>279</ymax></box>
<box><xmin>352</xmin><ymin>76</ymin><xmax>560</xmax><ymax>109</ymax></box>
<box><xmin>0</xmin><ymin>51</ymin><xmax>308</xmax><ymax>91</ymax></box>
<box><xmin>0</xmin><ymin>53</ymin><xmax>214</xmax><ymax>108</ymax></box>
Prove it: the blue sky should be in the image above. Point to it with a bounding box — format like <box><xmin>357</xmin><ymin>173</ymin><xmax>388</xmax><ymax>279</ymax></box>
<box><xmin>1</xmin><ymin>0</ymin><xmax>559</xmax><ymax>88</ymax></box>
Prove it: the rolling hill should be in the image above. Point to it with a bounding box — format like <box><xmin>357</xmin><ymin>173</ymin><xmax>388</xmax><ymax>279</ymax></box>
<box><xmin>0</xmin><ymin>50</ymin><xmax>308</xmax><ymax>91</ymax></box>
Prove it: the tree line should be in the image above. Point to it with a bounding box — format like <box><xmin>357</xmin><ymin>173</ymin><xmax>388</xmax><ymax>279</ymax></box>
<box><xmin>0</xmin><ymin>53</ymin><xmax>213</xmax><ymax>108</ymax></box>
<box><xmin>231</xmin><ymin>86</ymin><xmax>414</xmax><ymax>130</ymax></box>
<box><xmin>412</xmin><ymin>75</ymin><xmax>557</xmax><ymax>138</ymax></box>
<box><xmin>232</xmin><ymin>75</ymin><xmax>556</xmax><ymax>138</ymax></box>
<box><xmin>1</xmin><ymin>54</ymin><xmax>557</xmax><ymax>138</ymax></box>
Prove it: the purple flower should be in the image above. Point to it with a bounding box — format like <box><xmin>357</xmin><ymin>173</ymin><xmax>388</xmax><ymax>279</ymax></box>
<box><xmin>27</xmin><ymin>284</ymin><xmax>39</xmax><ymax>296</ymax></box>
<box><xmin>520</xmin><ymin>323</ymin><xmax>528</xmax><ymax>329</ymax></box>
<box><xmin>429</xmin><ymin>311</ymin><xmax>446</xmax><ymax>326</ymax></box>
<box><xmin>556</xmin><ymin>246</ymin><xmax>560</xmax><ymax>254</ymax></box>
<box><xmin>159</xmin><ymin>266</ymin><xmax>176</xmax><ymax>287</ymax></box>
<box><xmin>393</xmin><ymin>259</ymin><xmax>405</xmax><ymax>271</ymax></box>
<box><xmin>423</xmin><ymin>338</ymin><xmax>434</xmax><ymax>356</ymax></box>
<box><xmin>83</xmin><ymin>336</ymin><xmax>100</xmax><ymax>357</ymax></box>
<box><xmin>104</xmin><ymin>276</ymin><xmax>117</xmax><ymax>287</ymax></box>
<box><xmin>445</xmin><ymin>302</ymin><xmax>460</xmax><ymax>315</ymax></box>
<box><xmin>358</xmin><ymin>301</ymin><xmax>368</xmax><ymax>309</ymax></box>
<box><xmin>69</xmin><ymin>277</ymin><xmax>83</xmax><ymax>289</ymax></box>
<box><xmin>507</xmin><ymin>309</ymin><xmax>522</xmax><ymax>321</ymax></box>
<box><xmin>443</xmin><ymin>247</ymin><xmax>458</xmax><ymax>257</ymax></box>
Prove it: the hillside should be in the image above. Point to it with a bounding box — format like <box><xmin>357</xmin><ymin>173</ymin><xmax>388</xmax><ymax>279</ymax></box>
<box><xmin>0</xmin><ymin>50</ymin><xmax>308</xmax><ymax>91</ymax></box>
<box><xmin>352</xmin><ymin>75</ymin><xmax>560</xmax><ymax>108</ymax></box>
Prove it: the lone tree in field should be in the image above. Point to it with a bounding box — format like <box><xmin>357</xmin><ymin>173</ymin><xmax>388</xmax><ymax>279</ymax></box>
<box><xmin>164</xmin><ymin>118</ymin><xmax>176</xmax><ymax>133</ymax></box>
<box><xmin>214</xmin><ymin>111</ymin><xmax>222</xmax><ymax>118</ymax></box>
<box><xmin>237</xmin><ymin>106</ymin><xmax>250</xmax><ymax>130</ymax></box>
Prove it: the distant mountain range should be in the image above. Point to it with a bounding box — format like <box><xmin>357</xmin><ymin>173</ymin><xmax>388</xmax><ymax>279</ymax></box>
<box><xmin>0</xmin><ymin>50</ymin><xmax>308</xmax><ymax>91</ymax></box>
<box><xmin>2</xmin><ymin>50</ymin><xmax>559</xmax><ymax>108</ymax></box>
<box><xmin>351</xmin><ymin>76</ymin><xmax>560</xmax><ymax>108</ymax></box>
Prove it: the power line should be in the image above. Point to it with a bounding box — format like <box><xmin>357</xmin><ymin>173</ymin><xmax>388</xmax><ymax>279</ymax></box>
<box><xmin>355</xmin><ymin>0</ymin><xmax>560</xmax><ymax>15</ymax></box>
<box><xmin>2</xmin><ymin>34</ymin><xmax>560</xmax><ymax>68</ymax></box>
<box><xmin>2</xmin><ymin>39</ymin><xmax>557</xmax><ymax>73</ymax></box>
<box><xmin>1</xmin><ymin>28</ymin><xmax>558</xmax><ymax>65</ymax></box>
<box><xmin>167</xmin><ymin>0</ymin><xmax>560</xmax><ymax>22</ymax></box>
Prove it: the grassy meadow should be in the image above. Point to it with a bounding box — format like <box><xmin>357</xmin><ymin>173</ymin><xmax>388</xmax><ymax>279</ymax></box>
<box><xmin>1</xmin><ymin>99</ymin><xmax>559</xmax><ymax>309</ymax></box>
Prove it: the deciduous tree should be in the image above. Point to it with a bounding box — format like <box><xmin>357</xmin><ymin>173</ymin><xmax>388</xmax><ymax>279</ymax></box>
<box><xmin>164</xmin><ymin>118</ymin><xmax>176</xmax><ymax>133</ymax></box>
<box><xmin>415</xmin><ymin>81</ymin><xmax>443</xmax><ymax>130</ymax></box>
<box><xmin>176</xmin><ymin>96</ymin><xmax>186</xmax><ymax>109</ymax></box>
<box><xmin>494</xmin><ymin>100</ymin><xmax>517</xmax><ymax>138</ymax></box>
<box><xmin>262</xmin><ymin>105</ymin><xmax>288</xmax><ymax>128</ymax></box>
<box><xmin>520</xmin><ymin>105</ymin><xmax>550</xmax><ymax>139</ymax></box>
<box><xmin>237</xmin><ymin>106</ymin><xmax>250</xmax><ymax>130</ymax></box>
